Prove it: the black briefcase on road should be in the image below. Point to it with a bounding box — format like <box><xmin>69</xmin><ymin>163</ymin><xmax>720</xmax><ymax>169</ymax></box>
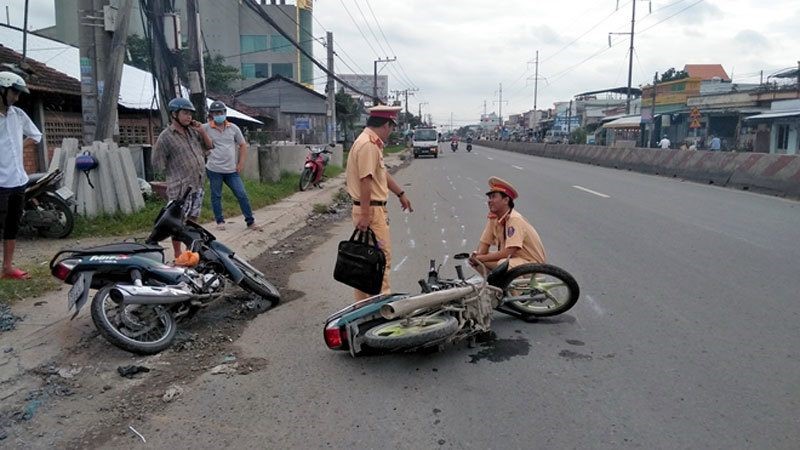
<box><xmin>333</xmin><ymin>228</ymin><xmax>386</xmax><ymax>295</ymax></box>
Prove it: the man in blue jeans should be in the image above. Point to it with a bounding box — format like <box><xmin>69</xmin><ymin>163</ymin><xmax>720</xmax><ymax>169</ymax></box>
<box><xmin>202</xmin><ymin>101</ymin><xmax>257</xmax><ymax>230</ymax></box>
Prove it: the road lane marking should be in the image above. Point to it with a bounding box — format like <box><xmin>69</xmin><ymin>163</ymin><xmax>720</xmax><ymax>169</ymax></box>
<box><xmin>408</xmin><ymin>239</ymin><xmax>416</xmax><ymax>249</ymax></box>
<box><xmin>572</xmin><ymin>185</ymin><xmax>610</xmax><ymax>198</ymax></box>
<box><xmin>460</xmin><ymin>239</ymin><xmax>467</xmax><ymax>247</ymax></box>
<box><xmin>393</xmin><ymin>256</ymin><xmax>408</xmax><ymax>272</ymax></box>
<box><xmin>583</xmin><ymin>295</ymin><xmax>605</xmax><ymax>316</ymax></box>
<box><xmin>512</xmin><ymin>165</ymin><xmax>524</xmax><ymax>171</ymax></box>
<box><xmin>487</xmin><ymin>156</ymin><xmax>494</xmax><ymax>160</ymax></box>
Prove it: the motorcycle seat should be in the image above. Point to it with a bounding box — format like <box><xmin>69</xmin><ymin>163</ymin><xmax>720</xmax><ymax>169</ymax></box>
<box><xmin>486</xmin><ymin>261</ymin><xmax>509</xmax><ymax>286</ymax></box>
<box><xmin>26</xmin><ymin>173</ymin><xmax>48</xmax><ymax>186</ymax></box>
<box><xmin>69</xmin><ymin>242</ymin><xmax>165</xmax><ymax>256</ymax></box>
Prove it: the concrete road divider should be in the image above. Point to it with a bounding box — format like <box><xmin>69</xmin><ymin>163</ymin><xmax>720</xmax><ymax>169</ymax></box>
<box><xmin>478</xmin><ymin>141</ymin><xmax>800</xmax><ymax>198</ymax></box>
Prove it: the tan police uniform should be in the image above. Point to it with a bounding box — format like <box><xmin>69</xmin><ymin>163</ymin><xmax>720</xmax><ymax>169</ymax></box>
<box><xmin>346</xmin><ymin>111</ymin><xmax>397</xmax><ymax>300</ymax></box>
<box><xmin>479</xmin><ymin>177</ymin><xmax>547</xmax><ymax>269</ymax></box>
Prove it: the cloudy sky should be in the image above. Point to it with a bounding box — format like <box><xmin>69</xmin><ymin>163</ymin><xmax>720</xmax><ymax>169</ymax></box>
<box><xmin>9</xmin><ymin>0</ymin><xmax>799</xmax><ymax>127</ymax></box>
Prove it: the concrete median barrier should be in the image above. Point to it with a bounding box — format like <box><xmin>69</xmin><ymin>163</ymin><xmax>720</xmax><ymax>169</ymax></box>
<box><xmin>478</xmin><ymin>140</ymin><xmax>800</xmax><ymax>198</ymax></box>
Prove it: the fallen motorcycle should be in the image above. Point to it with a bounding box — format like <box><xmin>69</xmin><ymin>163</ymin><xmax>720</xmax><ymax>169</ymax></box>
<box><xmin>324</xmin><ymin>254</ymin><xmax>579</xmax><ymax>356</ymax></box>
<box><xmin>19</xmin><ymin>169</ymin><xmax>75</xmax><ymax>239</ymax></box>
<box><xmin>50</xmin><ymin>190</ymin><xmax>280</xmax><ymax>354</ymax></box>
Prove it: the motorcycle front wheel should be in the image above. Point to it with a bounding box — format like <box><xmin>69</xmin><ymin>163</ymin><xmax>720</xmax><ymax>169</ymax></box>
<box><xmin>32</xmin><ymin>194</ymin><xmax>75</xmax><ymax>239</ymax></box>
<box><xmin>299</xmin><ymin>168</ymin><xmax>315</xmax><ymax>191</ymax></box>
<box><xmin>498</xmin><ymin>264</ymin><xmax>580</xmax><ymax>317</ymax></box>
<box><xmin>364</xmin><ymin>315</ymin><xmax>458</xmax><ymax>349</ymax></box>
<box><xmin>232</xmin><ymin>256</ymin><xmax>280</xmax><ymax>306</ymax></box>
<box><xmin>90</xmin><ymin>286</ymin><xmax>177</xmax><ymax>354</ymax></box>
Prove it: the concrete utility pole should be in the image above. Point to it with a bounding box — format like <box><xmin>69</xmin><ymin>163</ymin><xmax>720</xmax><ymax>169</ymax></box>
<box><xmin>186</xmin><ymin>0</ymin><xmax>207</xmax><ymax>120</ymax></box>
<box><xmin>418</xmin><ymin>102</ymin><xmax>428</xmax><ymax>124</ymax></box>
<box><xmin>325</xmin><ymin>31</ymin><xmax>337</xmax><ymax>144</ymax></box>
<box><xmin>625</xmin><ymin>0</ymin><xmax>636</xmax><ymax>115</ymax></box>
<box><xmin>78</xmin><ymin>0</ymin><xmax>105</xmax><ymax>143</ymax></box>
<box><xmin>494</xmin><ymin>83</ymin><xmax>508</xmax><ymax>127</ymax></box>
<box><xmin>373</xmin><ymin>57</ymin><xmax>396</xmax><ymax>103</ymax></box>
<box><xmin>95</xmin><ymin>0</ymin><xmax>134</xmax><ymax>141</ymax></box>
<box><xmin>149</xmin><ymin>0</ymin><xmax>180</xmax><ymax>126</ymax></box>
<box><xmin>567</xmin><ymin>99</ymin><xmax>573</xmax><ymax>136</ymax></box>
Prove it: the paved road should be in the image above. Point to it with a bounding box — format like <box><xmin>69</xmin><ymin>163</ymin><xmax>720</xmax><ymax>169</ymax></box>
<box><xmin>127</xmin><ymin>143</ymin><xmax>800</xmax><ymax>449</ymax></box>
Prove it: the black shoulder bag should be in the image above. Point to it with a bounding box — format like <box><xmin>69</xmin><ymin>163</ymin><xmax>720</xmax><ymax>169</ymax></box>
<box><xmin>333</xmin><ymin>228</ymin><xmax>386</xmax><ymax>295</ymax></box>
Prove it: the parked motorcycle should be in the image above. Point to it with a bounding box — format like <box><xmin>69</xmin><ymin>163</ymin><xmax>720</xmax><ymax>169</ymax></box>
<box><xmin>299</xmin><ymin>143</ymin><xmax>335</xmax><ymax>191</ymax></box>
<box><xmin>50</xmin><ymin>190</ymin><xmax>280</xmax><ymax>354</ymax></box>
<box><xmin>324</xmin><ymin>254</ymin><xmax>579</xmax><ymax>356</ymax></box>
<box><xmin>19</xmin><ymin>169</ymin><xmax>75</xmax><ymax>239</ymax></box>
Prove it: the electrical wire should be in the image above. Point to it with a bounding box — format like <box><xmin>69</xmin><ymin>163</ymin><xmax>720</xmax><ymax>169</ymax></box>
<box><xmin>364</xmin><ymin>0</ymin><xmax>417</xmax><ymax>88</ymax></box>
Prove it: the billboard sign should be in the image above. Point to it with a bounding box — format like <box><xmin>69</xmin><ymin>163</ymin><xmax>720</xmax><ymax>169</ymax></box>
<box><xmin>338</xmin><ymin>74</ymin><xmax>388</xmax><ymax>100</ymax></box>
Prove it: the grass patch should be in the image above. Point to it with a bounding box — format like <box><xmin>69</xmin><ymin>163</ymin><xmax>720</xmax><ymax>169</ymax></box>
<box><xmin>0</xmin><ymin>263</ymin><xmax>62</xmax><ymax>305</ymax></box>
<box><xmin>384</xmin><ymin>145</ymin><xmax>406</xmax><ymax>154</ymax></box>
<box><xmin>72</xmin><ymin>168</ymin><xmax>342</xmax><ymax>239</ymax></box>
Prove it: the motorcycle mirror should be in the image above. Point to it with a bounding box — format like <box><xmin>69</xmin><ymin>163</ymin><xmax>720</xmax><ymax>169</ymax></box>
<box><xmin>453</xmin><ymin>252</ymin><xmax>470</xmax><ymax>260</ymax></box>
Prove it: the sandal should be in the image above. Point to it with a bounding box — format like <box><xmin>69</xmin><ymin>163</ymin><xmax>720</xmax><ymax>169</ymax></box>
<box><xmin>2</xmin><ymin>268</ymin><xmax>31</xmax><ymax>280</ymax></box>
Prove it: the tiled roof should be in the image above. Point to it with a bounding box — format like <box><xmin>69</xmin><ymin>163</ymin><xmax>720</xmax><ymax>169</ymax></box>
<box><xmin>684</xmin><ymin>64</ymin><xmax>731</xmax><ymax>81</ymax></box>
<box><xmin>0</xmin><ymin>45</ymin><xmax>80</xmax><ymax>95</ymax></box>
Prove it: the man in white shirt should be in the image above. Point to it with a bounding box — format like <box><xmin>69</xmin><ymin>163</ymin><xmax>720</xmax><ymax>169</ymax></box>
<box><xmin>658</xmin><ymin>135</ymin><xmax>671</xmax><ymax>149</ymax></box>
<box><xmin>0</xmin><ymin>71</ymin><xmax>41</xmax><ymax>280</ymax></box>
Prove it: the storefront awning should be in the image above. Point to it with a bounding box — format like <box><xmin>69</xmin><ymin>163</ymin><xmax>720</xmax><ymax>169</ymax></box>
<box><xmin>744</xmin><ymin>110</ymin><xmax>800</xmax><ymax>121</ymax></box>
<box><xmin>603</xmin><ymin>116</ymin><xmax>642</xmax><ymax>129</ymax></box>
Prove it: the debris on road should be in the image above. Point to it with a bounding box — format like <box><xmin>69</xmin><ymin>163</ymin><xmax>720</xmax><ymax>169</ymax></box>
<box><xmin>57</xmin><ymin>366</ymin><xmax>82</xmax><ymax>379</ymax></box>
<box><xmin>210</xmin><ymin>363</ymin><xmax>238</xmax><ymax>375</ymax></box>
<box><xmin>0</xmin><ymin>304</ymin><xmax>22</xmax><ymax>332</ymax></box>
<box><xmin>162</xmin><ymin>385</ymin><xmax>184</xmax><ymax>403</ymax></box>
<box><xmin>117</xmin><ymin>365</ymin><xmax>151</xmax><ymax>378</ymax></box>
<box><xmin>128</xmin><ymin>425</ymin><xmax>146</xmax><ymax>443</ymax></box>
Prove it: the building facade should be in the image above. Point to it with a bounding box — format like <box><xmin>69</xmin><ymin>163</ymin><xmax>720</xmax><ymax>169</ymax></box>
<box><xmin>37</xmin><ymin>0</ymin><xmax>314</xmax><ymax>90</ymax></box>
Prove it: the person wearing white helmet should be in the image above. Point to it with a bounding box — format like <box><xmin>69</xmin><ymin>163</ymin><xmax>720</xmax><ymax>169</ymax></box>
<box><xmin>0</xmin><ymin>71</ymin><xmax>41</xmax><ymax>279</ymax></box>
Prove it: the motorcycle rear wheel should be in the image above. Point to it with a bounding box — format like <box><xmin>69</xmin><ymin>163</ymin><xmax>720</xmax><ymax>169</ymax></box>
<box><xmin>364</xmin><ymin>315</ymin><xmax>458</xmax><ymax>349</ymax></box>
<box><xmin>232</xmin><ymin>256</ymin><xmax>280</xmax><ymax>306</ymax></box>
<box><xmin>33</xmin><ymin>194</ymin><xmax>74</xmax><ymax>239</ymax></box>
<box><xmin>90</xmin><ymin>286</ymin><xmax>177</xmax><ymax>354</ymax></box>
<box><xmin>498</xmin><ymin>264</ymin><xmax>579</xmax><ymax>317</ymax></box>
<box><xmin>299</xmin><ymin>168</ymin><xmax>314</xmax><ymax>191</ymax></box>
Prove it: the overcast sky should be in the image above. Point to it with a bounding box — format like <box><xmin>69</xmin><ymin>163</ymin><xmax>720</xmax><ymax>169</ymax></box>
<box><xmin>9</xmin><ymin>0</ymin><xmax>799</xmax><ymax>127</ymax></box>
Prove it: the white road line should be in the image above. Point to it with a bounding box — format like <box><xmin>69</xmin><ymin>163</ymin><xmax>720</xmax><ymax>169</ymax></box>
<box><xmin>393</xmin><ymin>255</ymin><xmax>408</xmax><ymax>272</ymax></box>
<box><xmin>408</xmin><ymin>239</ymin><xmax>416</xmax><ymax>249</ymax></box>
<box><xmin>486</xmin><ymin>156</ymin><xmax>494</xmax><ymax>160</ymax></box>
<box><xmin>460</xmin><ymin>239</ymin><xmax>467</xmax><ymax>247</ymax></box>
<box><xmin>572</xmin><ymin>185</ymin><xmax>610</xmax><ymax>198</ymax></box>
<box><xmin>512</xmin><ymin>165</ymin><xmax>524</xmax><ymax>171</ymax></box>
<box><xmin>583</xmin><ymin>295</ymin><xmax>605</xmax><ymax>316</ymax></box>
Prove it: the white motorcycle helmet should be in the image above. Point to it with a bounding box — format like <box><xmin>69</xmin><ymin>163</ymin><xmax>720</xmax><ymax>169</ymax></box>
<box><xmin>0</xmin><ymin>71</ymin><xmax>30</xmax><ymax>106</ymax></box>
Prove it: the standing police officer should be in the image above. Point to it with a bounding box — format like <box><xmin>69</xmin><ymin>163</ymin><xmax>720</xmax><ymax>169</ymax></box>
<box><xmin>345</xmin><ymin>105</ymin><xmax>413</xmax><ymax>300</ymax></box>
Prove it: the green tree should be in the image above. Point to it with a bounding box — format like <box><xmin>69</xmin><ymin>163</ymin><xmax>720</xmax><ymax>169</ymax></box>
<box><xmin>659</xmin><ymin>67</ymin><xmax>689</xmax><ymax>82</ymax></box>
<box><xmin>203</xmin><ymin>54</ymin><xmax>243</xmax><ymax>94</ymax></box>
<box><xmin>125</xmin><ymin>35</ymin><xmax>242</xmax><ymax>94</ymax></box>
<box><xmin>336</xmin><ymin>89</ymin><xmax>364</xmax><ymax>147</ymax></box>
<box><xmin>125</xmin><ymin>34</ymin><xmax>151</xmax><ymax>71</ymax></box>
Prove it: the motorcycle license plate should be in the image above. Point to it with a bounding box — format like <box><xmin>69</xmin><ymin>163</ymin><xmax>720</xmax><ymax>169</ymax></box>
<box><xmin>67</xmin><ymin>273</ymin><xmax>86</xmax><ymax>311</ymax></box>
<box><xmin>56</xmin><ymin>186</ymin><xmax>74</xmax><ymax>200</ymax></box>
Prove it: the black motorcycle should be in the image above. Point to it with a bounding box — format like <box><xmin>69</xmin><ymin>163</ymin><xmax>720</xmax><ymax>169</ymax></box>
<box><xmin>50</xmin><ymin>191</ymin><xmax>280</xmax><ymax>354</ymax></box>
<box><xmin>20</xmin><ymin>169</ymin><xmax>75</xmax><ymax>239</ymax></box>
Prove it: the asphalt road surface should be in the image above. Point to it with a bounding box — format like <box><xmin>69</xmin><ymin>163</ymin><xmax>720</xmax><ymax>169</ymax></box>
<box><xmin>125</xmin><ymin>143</ymin><xmax>800</xmax><ymax>449</ymax></box>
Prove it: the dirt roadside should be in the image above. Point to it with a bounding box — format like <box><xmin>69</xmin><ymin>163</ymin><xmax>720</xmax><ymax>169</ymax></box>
<box><xmin>0</xmin><ymin>152</ymin><xmax>411</xmax><ymax>447</ymax></box>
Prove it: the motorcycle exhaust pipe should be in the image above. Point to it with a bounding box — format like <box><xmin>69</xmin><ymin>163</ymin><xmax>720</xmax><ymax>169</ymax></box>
<box><xmin>110</xmin><ymin>285</ymin><xmax>194</xmax><ymax>305</ymax></box>
<box><xmin>380</xmin><ymin>285</ymin><xmax>476</xmax><ymax>320</ymax></box>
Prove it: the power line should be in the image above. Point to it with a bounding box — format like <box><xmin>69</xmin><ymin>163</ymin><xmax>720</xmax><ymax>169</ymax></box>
<box><xmin>363</xmin><ymin>0</ymin><xmax>417</xmax><ymax>88</ymax></box>
<box><xmin>240</xmin><ymin>0</ymin><xmax>375</xmax><ymax>99</ymax></box>
<box><xmin>352</xmin><ymin>0</ymin><xmax>389</xmax><ymax>57</ymax></box>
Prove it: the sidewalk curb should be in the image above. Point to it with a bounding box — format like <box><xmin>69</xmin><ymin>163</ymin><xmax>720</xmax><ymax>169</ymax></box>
<box><xmin>0</xmin><ymin>150</ymin><xmax>409</xmax><ymax>399</ymax></box>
